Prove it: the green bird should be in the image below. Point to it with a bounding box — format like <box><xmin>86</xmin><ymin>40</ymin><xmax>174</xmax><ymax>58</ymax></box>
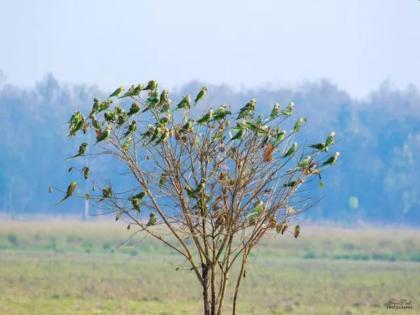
<box><xmin>325</xmin><ymin>131</ymin><xmax>336</xmax><ymax>147</ymax></box>
<box><xmin>82</xmin><ymin>166</ymin><xmax>90</xmax><ymax>179</ymax></box>
<box><xmin>121</xmin><ymin>85</ymin><xmax>141</xmax><ymax>98</ymax></box>
<box><xmin>110</xmin><ymin>86</ymin><xmax>125</xmax><ymax>98</ymax></box>
<box><xmin>283</xmin><ymin>142</ymin><xmax>298</xmax><ymax>158</ymax></box>
<box><xmin>124</xmin><ymin>121</ymin><xmax>137</xmax><ymax>137</ymax></box>
<box><xmin>131</xmin><ymin>197</ymin><xmax>141</xmax><ymax>212</ymax></box>
<box><xmin>177</xmin><ymin>95</ymin><xmax>192</xmax><ymax>110</ymax></box>
<box><xmin>104</xmin><ymin>110</ymin><xmax>115</xmax><ymax>122</ymax></box>
<box><xmin>88</xmin><ymin>98</ymin><xmax>100</xmax><ymax>117</ymax></box>
<box><xmin>96</xmin><ymin>126</ymin><xmax>111</xmax><ymax>143</ymax></box>
<box><xmin>90</xmin><ymin>114</ymin><xmax>101</xmax><ymax>130</ymax></box>
<box><xmin>128</xmin><ymin>102</ymin><xmax>141</xmax><ymax>116</ymax></box>
<box><xmin>282</xmin><ymin>102</ymin><xmax>295</xmax><ymax>116</ymax></box>
<box><xmin>309</xmin><ymin>143</ymin><xmax>327</xmax><ymax>151</ymax></box>
<box><xmin>293</xmin><ymin>117</ymin><xmax>307</xmax><ymax>133</ymax></box>
<box><xmin>294</xmin><ymin>225</ymin><xmax>301</xmax><ymax>238</ymax></box>
<box><xmin>144</xmin><ymin>80</ymin><xmax>158</xmax><ymax>91</ymax></box>
<box><xmin>270</xmin><ymin>103</ymin><xmax>281</xmax><ymax>119</ymax></box>
<box><xmin>155</xmin><ymin>127</ymin><xmax>170</xmax><ymax>144</ymax></box>
<box><xmin>159</xmin><ymin>172</ymin><xmax>168</xmax><ymax>186</ymax></box>
<box><xmin>134</xmin><ymin>192</ymin><xmax>146</xmax><ymax>200</ymax></box>
<box><xmin>67</xmin><ymin>143</ymin><xmax>88</xmax><ymax>160</ymax></box>
<box><xmin>180</xmin><ymin>120</ymin><xmax>194</xmax><ymax>133</ymax></box>
<box><xmin>213</xmin><ymin>105</ymin><xmax>231</xmax><ymax>120</ymax></box>
<box><xmin>298</xmin><ymin>156</ymin><xmax>312</xmax><ymax>168</ymax></box>
<box><xmin>159</xmin><ymin>90</ymin><xmax>171</xmax><ymax>112</ymax></box>
<box><xmin>237</xmin><ymin>99</ymin><xmax>256</xmax><ymax>119</ymax></box>
<box><xmin>159</xmin><ymin>114</ymin><xmax>171</xmax><ymax>126</ymax></box>
<box><xmin>116</xmin><ymin>112</ymin><xmax>128</xmax><ymax>126</ymax></box>
<box><xmin>57</xmin><ymin>181</ymin><xmax>77</xmax><ymax>204</ymax></box>
<box><xmin>230</xmin><ymin>128</ymin><xmax>244</xmax><ymax>141</ymax></box>
<box><xmin>122</xmin><ymin>136</ymin><xmax>132</xmax><ymax>151</ymax></box>
<box><xmin>247</xmin><ymin>201</ymin><xmax>265</xmax><ymax>225</ymax></box>
<box><xmin>102</xmin><ymin>186</ymin><xmax>112</xmax><ymax>199</ymax></box>
<box><xmin>146</xmin><ymin>213</ymin><xmax>157</xmax><ymax>226</ymax></box>
<box><xmin>197</xmin><ymin>109</ymin><xmax>213</xmax><ymax>124</ymax></box>
<box><xmin>68</xmin><ymin>112</ymin><xmax>85</xmax><ymax>136</ymax></box>
<box><xmin>194</xmin><ymin>87</ymin><xmax>208</xmax><ymax>104</ymax></box>
<box><xmin>147</xmin><ymin>126</ymin><xmax>162</xmax><ymax>144</ymax></box>
<box><xmin>98</xmin><ymin>99</ymin><xmax>112</xmax><ymax>112</ymax></box>
<box><xmin>322</xmin><ymin>152</ymin><xmax>340</xmax><ymax>166</ymax></box>
<box><xmin>273</xmin><ymin>129</ymin><xmax>286</xmax><ymax>145</ymax></box>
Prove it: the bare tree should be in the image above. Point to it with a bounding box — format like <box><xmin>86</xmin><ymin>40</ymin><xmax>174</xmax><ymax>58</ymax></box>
<box><xmin>57</xmin><ymin>81</ymin><xmax>339</xmax><ymax>315</ymax></box>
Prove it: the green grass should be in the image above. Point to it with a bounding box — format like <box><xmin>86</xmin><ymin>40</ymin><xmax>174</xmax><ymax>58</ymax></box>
<box><xmin>0</xmin><ymin>220</ymin><xmax>419</xmax><ymax>314</ymax></box>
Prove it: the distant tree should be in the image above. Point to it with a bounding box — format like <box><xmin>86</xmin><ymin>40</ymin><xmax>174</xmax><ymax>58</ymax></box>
<box><xmin>56</xmin><ymin>81</ymin><xmax>338</xmax><ymax>315</ymax></box>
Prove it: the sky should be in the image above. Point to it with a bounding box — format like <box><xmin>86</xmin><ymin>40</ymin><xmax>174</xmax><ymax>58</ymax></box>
<box><xmin>0</xmin><ymin>0</ymin><xmax>419</xmax><ymax>98</ymax></box>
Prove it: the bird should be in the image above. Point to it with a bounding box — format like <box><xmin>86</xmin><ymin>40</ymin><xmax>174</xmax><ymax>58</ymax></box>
<box><xmin>146</xmin><ymin>213</ymin><xmax>157</xmax><ymax>226</ymax></box>
<box><xmin>144</xmin><ymin>80</ymin><xmax>158</xmax><ymax>91</ymax></box>
<box><xmin>98</xmin><ymin>99</ymin><xmax>112</xmax><ymax>112</ymax></box>
<box><xmin>180</xmin><ymin>120</ymin><xmax>194</xmax><ymax>133</ymax></box>
<box><xmin>82</xmin><ymin>167</ymin><xmax>90</xmax><ymax>179</ymax></box>
<box><xmin>57</xmin><ymin>181</ymin><xmax>77</xmax><ymax>204</ymax></box>
<box><xmin>294</xmin><ymin>225</ymin><xmax>301</xmax><ymax>238</ymax></box>
<box><xmin>283</xmin><ymin>142</ymin><xmax>298</xmax><ymax>158</ymax></box>
<box><xmin>309</xmin><ymin>143</ymin><xmax>327</xmax><ymax>151</ymax></box>
<box><xmin>293</xmin><ymin>117</ymin><xmax>307</xmax><ymax>133</ymax></box>
<box><xmin>212</xmin><ymin>105</ymin><xmax>231</xmax><ymax>120</ymax></box>
<box><xmin>194</xmin><ymin>87</ymin><xmax>208</xmax><ymax>104</ymax></box>
<box><xmin>247</xmin><ymin>201</ymin><xmax>265</xmax><ymax>225</ymax></box>
<box><xmin>90</xmin><ymin>114</ymin><xmax>101</xmax><ymax>130</ymax></box>
<box><xmin>325</xmin><ymin>131</ymin><xmax>336</xmax><ymax>147</ymax></box>
<box><xmin>68</xmin><ymin>112</ymin><xmax>85</xmax><ymax>136</ymax></box>
<box><xmin>109</xmin><ymin>86</ymin><xmax>125</xmax><ymax>98</ymax></box>
<box><xmin>124</xmin><ymin>121</ymin><xmax>137</xmax><ymax>137</ymax></box>
<box><xmin>298</xmin><ymin>156</ymin><xmax>312</xmax><ymax>168</ymax></box>
<box><xmin>322</xmin><ymin>152</ymin><xmax>340</xmax><ymax>166</ymax></box>
<box><xmin>197</xmin><ymin>109</ymin><xmax>213</xmax><ymax>124</ymax></box>
<box><xmin>237</xmin><ymin>99</ymin><xmax>256</xmax><ymax>119</ymax></box>
<box><xmin>88</xmin><ymin>98</ymin><xmax>100</xmax><ymax>117</ymax></box>
<box><xmin>102</xmin><ymin>186</ymin><xmax>112</xmax><ymax>199</ymax></box>
<box><xmin>177</xmin><ymin>95</ymin><xmax>192</xmax><ymax>110</ymax></box>
<box><xmin>282</xmin><ymin>102</ymin><xmax>295</xmax><ymax>116</ymax></box>
<box><xmin>131</xmin><ymin>197</ymin><xmax>141</xmax><ymax>212</ymax></box>
<box><xmin>122</xmin><ymin>136</ymin><xmax>132</xmax><ymax>151</ymax></box>
<box><xmin>270</xmin><ymin>103</ymin><xmax>281</xmax><ymax>119</ymax></box>
<box><xmin>96</xmin><ymin>126</ymin><xmax>111</xmax><ymax>143</ymax></box>
<box><xmin>128</xmin><ymin>103</ymin><xmax>141</xmax><ymax>116</ymax></box>
<box><xmin>273</xmin><ymin>129</ymin><xmax>286</xmax><ymax>145</ymax></box>
<box><xmin>66</xmin><ymin>143</ymin><xmax>88</xmax><ymax>160</ymax></box>
<box><xmin>159</xmin><ymin>90</ymin><xmax>171</xmax><ymax>112</ymax></box>
<box><xmin>104</xmin><ymin>111</ymin><xmax>115</xmax><ymax>122</ymax></box>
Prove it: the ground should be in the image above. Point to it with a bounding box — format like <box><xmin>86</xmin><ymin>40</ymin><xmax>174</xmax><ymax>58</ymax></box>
<box><xmin>0</xmin><ymin>220</ymin><xmax>419</xmax><ymax>315</ymax></box>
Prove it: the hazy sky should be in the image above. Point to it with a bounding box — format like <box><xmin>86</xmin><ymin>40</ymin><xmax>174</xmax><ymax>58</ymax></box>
<box><xmin>0</xmin><ymin>0</ymin><xmax>419</xmax><ymax>98</ymax></box>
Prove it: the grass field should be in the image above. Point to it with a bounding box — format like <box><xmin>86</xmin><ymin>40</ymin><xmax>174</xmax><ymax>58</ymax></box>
<box><xmin>0</xmin><ymin>220</ymin><xmax>419</xmax><ymax>315</ymax></box>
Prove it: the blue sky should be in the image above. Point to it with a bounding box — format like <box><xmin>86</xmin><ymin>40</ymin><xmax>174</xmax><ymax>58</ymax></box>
<box><xmin>0</xmin><ymin>0</ymin><xmax>419</xmax><ymax>98</ymax></box>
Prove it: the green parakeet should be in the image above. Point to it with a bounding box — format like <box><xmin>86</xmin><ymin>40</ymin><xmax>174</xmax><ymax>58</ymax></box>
<box><xmin>104</xmin><ymin>111</ymin><xmax>115</xmax><ymax>122</ymax></box>
<box><xmin>283</xmin><ymin>142</ymin><xmax>298</xmax><ymax>158</ymax></box>
<box><xmin>146</xmin><ymin>213</ymin><xmax>157</xmax><ymax>226</ymax></box>
<box><xmin>96</xmin><ymin>126</ymin><xmax>111</xmax><ymax>143</ymax></box>
<box><xmin>67</xmin><ymin>143</ymin><xmax>88</xmax><ymax>160</ymax></box>
<box><xmin>294</xmin><ymin>225</ymin><xmax>300</xmax><ymax>238</ymax></box>
<box><xmin>57</xmin><ymin>181</ymin><xmax>77</xmax><ymax>204</ymax></box>
<box><xmin>144</xmin><ymin>80</ymin><xmax>158</xmax><ymax>91</ymax></box>
<box><xmin>270</xmin><ymin>103</ymin><xmax>281</xmax><ymax>119</ymax></box>
<box><xmin>273</xmin><ymin>129</ymin><xmax>286</xmax><ymax>145</ymax></box>
<box><xmin>88</xmin><ymin>98</ymin><xmax>100</xmax><ymax>117</ymax></box>
<box><xmin>298</xmin><ymin>156</ymin><xmax>312</xmax><ymax>168</ymax></box>
<box><xmin>124</xmin><ymin>121</ymin><xmax>137</xmax><ymax>137</ymax></box>
<box><xmin>325</xmin><ymin>131</ymin><xmax>335</xmax><ymax>146</ymax></box>
<box><xmin>237</xmin><ymin>99</ymin><xmax>256</xmax><ymax>119</ymax></box>
<box><xmin>282</xmin><ymin>102</ymin><xmax>295</xmax><ymax>116</ymax></box>
<box><xmin>293</xmin><ymin>117</ymin><xmax>307</xmax><ymax>132</ymax></box>
<box><xmin>110</xmin><ymin>86</ymin><xmax>125</xmax><ymax>98</ymax></box>
<box><xmin>322</xmin><ymin>152</ymin><xmax>340</xmax><ymax>166</ymax></box>
<box><xmin>180</xmin><ymin>120</ymin><xmax>194</xmax><ymax>133</ymax></box>
<box><xmin>309</xmin><ymin>143</ymin><xmax>327</xmax><ymax>151</ymax></box>
<box><xmin>194</xmin><ymin>87</ymin><xmax>208</xmax><ymax>104</ymax></box>
<box><xmin>213</xmin><ymin>105</ymin><xmax>231</xmax><ymax>120</ymax></box>
<box><xmin>102</xmin><ymin>186</ymin><xmax>112</xmax><ymax>199</ymax></box>
<box><xmin>177</xmin><ymin>95</ymin><xmax>192</xmax><ymax>110</ymax></box>
<box><xmin>128</xmin><ymin>103</ymin><xmax>141</xmax><ymax>116</ymax></box>
<box><xmin>90</xmin><ymin>114</ymin><xmax>101</xmax><ymax>130</ymax></box>
<box><xmin>82</xmin><ymin>166</ymin><xmax>90</xmax><ymax>179</ymax></box>
<box><xmin>197</xmin><ymin>109</ymin><xmax>213</xmax><ymax>124</ymax></box>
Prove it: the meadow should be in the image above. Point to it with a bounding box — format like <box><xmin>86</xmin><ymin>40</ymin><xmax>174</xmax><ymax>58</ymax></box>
<box><xmin>0</xmin><ymin>220</ymin><xmax>419</xmax><ymax>315</ymax></box>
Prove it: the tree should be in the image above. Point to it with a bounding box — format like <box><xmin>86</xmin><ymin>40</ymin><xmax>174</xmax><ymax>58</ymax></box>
<box><xmin>56</xmin><ymin>81</ymin><xmax>339</xmax><ymax>315</ymax></box>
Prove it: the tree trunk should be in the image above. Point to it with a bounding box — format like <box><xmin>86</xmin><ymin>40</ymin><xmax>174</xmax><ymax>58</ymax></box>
<box><xmin>202</xmin><ymin>264</ymin><xmax>210</xmax><ymax>315</ymax></box>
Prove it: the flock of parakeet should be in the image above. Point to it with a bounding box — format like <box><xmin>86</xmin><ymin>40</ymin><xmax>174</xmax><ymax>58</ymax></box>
<box><xmin>59</xmin><ymin>81</ymin><xmax>340</xmax><ymax>233</ymax></box>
